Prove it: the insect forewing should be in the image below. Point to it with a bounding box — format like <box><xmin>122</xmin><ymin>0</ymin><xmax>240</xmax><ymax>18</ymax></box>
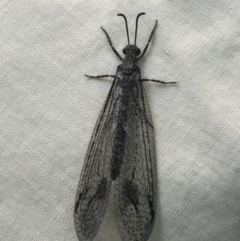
<box><xmin>74</xmin><ymin>79</ymin><xmax>122</xmax><ymax>241</ymax></box>
<box><xmin>115</xmin><ymin>70</ymin><xmax>157</xmax><ymax>241</ymax></box>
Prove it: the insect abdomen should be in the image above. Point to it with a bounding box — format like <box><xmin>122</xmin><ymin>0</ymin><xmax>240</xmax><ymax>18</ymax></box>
<box><xmin>110</xmin><ymin>80</ymin><xmax>130</xmax><ymax>180</ymax></box>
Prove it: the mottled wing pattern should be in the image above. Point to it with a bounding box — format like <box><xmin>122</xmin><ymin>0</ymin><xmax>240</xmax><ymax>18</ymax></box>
<box><xmin>115</xmin><ymin>70</ymin><xmax>157</xmax><ymax>241</ymax></box>
<box><xmin>74</xmin><ymin>79</ymin><xmax>122</xmax><ymax>241</ymax></box>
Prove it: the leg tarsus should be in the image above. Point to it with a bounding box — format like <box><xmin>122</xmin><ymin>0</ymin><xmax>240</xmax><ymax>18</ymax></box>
<box><xmin>101</xmin><ymin>27</ymin><xmax>123</xmax><ymax>61</ymax></box>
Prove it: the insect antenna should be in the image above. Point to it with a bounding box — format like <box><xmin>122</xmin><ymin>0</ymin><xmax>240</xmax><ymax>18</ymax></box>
<box><xmin>117</xmin><ymin>13</ymin><xmax>130</xmax><ymax>44</ymax></box>
<box><xmin>135</xmin><ymin>12</ymin><xmax>146</xmax><ymax>45</ymax></box>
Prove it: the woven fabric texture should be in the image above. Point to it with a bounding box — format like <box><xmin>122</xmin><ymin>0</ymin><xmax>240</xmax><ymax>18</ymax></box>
<box><xmin>1</xmin><ymin>1</ymin><xmax>240</xmax><ymax>241</ymax></box>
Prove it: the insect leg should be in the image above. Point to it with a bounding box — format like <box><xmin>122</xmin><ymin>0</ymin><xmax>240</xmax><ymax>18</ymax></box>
<box><xmin>138</xmin><ymin>20</ymin><xmax>158</xmax><ymax>60</ymax></box>
<box><xmin>85</xmin><ymin>74</ymin><xmax>115</xmax><ymax>80</ymax></box>
<box><xmin>101</xmin><ymin>27</ymin><xmax>123</xmax><ymax>61</ymax></box>
<box><xmin>142</xmin><ymin>78</ymin><xmax>177</xmax><ymax>84</ymax></box>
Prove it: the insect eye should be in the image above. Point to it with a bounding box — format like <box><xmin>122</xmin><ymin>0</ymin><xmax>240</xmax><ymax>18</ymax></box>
<box><xmin>122</xmin><ymin>48</ymin><xmax>126</xmax><ymax>54</ymax></box>
<box><xmin>136</xmin><ymin>48</ymin><xmax>141</xmax><ymax>56</ymax></box>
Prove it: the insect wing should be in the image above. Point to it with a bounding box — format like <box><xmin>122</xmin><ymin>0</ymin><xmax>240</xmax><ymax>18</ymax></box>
<box><xmin>74</xmin><ymin>79</ymin><xmax>120</xmax><ymax>241</ymax></box>
<box><xmin>115</xmin><ymin>71</ymin><xmax>157</xmax><ymax>241</ymax></box>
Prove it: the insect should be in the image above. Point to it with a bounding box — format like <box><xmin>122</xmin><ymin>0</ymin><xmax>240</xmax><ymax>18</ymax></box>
<box><xmin>74</xmin><ymin>13</ymin><xmax>176</xmax><ymax>241</ymax></box>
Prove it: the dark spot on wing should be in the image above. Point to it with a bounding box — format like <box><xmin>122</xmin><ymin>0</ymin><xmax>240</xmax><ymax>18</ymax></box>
<box><xmin>148</xmin><ymin>195</ymin><xmax>155</xmax><ymax>223</ymax></box>
<box><xmin>74</xmin><ymin>198</ymin><xmax>80</xmax><ymax>214</ymax></box>
<box><xmin>74</xmin><ymin>192</ymin><xmax>84</xmax><ymax>214</ymax></box>
<box><xmin>111</xmin><ymin>156</ymin><xmax>121</xmax><ymax>180</ymax></box>
<box><xmin>87</xmin><ymin>178</ymin><xmax>108</xmax><ymax>206</ymax></box>
<box><xmin>110</xmin><ymin>111</ymin><xmax>128</xmax><ymax>180</ymax></box>
<box><xmin>96</xmin><ymin>178</ymin><xmax>108</xmax><ymax>200</ymax></box>
<box><xmin>124</xmin><ymin>180</ymin><xmax>139</xmax><ymax>212</ymax></box>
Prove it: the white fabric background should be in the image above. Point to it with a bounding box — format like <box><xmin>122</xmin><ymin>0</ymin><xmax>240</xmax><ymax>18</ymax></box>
<box><xmin>1</xmin><ymin>1</ymin><xmax>240</xmax><ymax>241</ymax></box>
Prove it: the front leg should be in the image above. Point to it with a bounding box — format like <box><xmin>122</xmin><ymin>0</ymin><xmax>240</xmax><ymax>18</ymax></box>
<box><xmin>137</xmin><ymin>20</ymin><xmax>158</xmax><ymax>60</ymax></box>
<box><xmin>101</xmin><ymin>27</ymin><xmax>123</xmax><ymax>61</ymax></box>
<box><xmin>85</xmin><ymin>74</ymin><xmax>115</xmax><ymax>80</ymax></box>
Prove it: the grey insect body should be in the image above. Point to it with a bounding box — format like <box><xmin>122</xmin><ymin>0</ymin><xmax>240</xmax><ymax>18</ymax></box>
<box><xmin>74</xmin><ymin>13</ymin><xmax>176</xmax><ymax>241</ymax></box>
